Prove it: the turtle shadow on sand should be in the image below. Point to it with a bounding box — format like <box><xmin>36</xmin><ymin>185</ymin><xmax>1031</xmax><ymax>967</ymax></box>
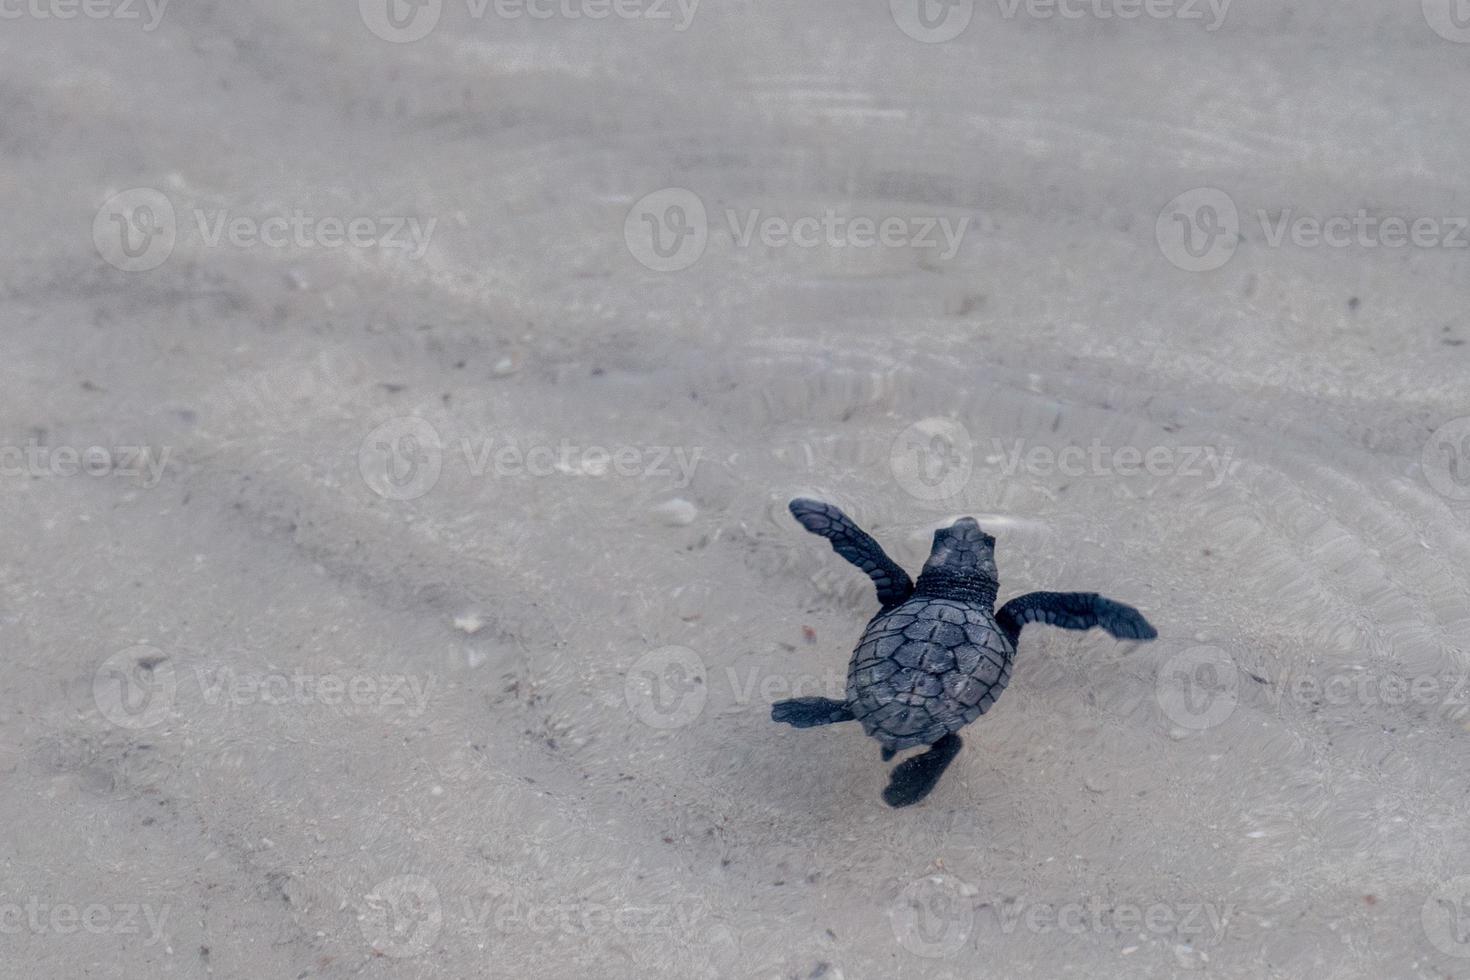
<box><xmin>772</xmin><ymin>498</ymin><xmax>1157</xmax><ymax>808</ymax></box>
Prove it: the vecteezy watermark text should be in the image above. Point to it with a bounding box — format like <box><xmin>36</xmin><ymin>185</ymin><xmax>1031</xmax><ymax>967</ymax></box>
<box><xmin>623</xmin><ymin>645</ymin><xmax>853</xmax><ymax>730</ymax></box>
<box><xmin>359</xmin><ymin>417</ymin><xmax>704</xmax><ymax>501</ymax></box>
<box><xmin>889</xmin><ymin>0</ymin><xmax>1228</xmax><ymax>43</ymax></box>
<box><xmin>889</xmin><ymin>874</ymin><xmax>1232</xmax><ymax>958</ymax></box>
<box><xmin>0</xmin><ymin>0</ymin><xmax>169</xmax><ymax>29</ymax></box>
<box><xmin>358</xmin><ymin>0</ymin><xmax>699</xmax><ymax>44</ymax></box>
<box><xmin>358</xmin><ymin>874</ymin><xmax>705</xmax><ymax>959</ymax></box>
<box><xmin>1157</xmin><ymin>187</ymin><xmax>1470</xmax><ymax>272</ymax></box>
<box><xmin>0</xmin><ymin>898</ymin><xmax>169</xmax><ymax>945</ymax></box>
<box><xmin>1256</xmin><ymin>210</ymin><xmax>1470</xmax><ymax>250</ymax></box>
<box><xmin>192</xmin><ymin>209</ymin><xmax>436</xmax><ymax>259</ymax></box>
<box><xmin>1156</xmin><ymin>643</ymin><xmax>1470</xmax><ymax>732</ymax></box>
<box><xmin>192</xmin><ymin>666</ymin><xmax>433</xmax><ymax>715</ymax></box>
<box><xmin>725</xmin><ymin>209</ymin><xmax>969</xmax><ymax>259</ymax></box>
<box><xmin>888</xmin><ymin>419</ymin><xmax>1239</xmax><ymax>503</ymax></box>
<box><xmin>0</xmin><ymin>442</ymin><xmax>169</xmax><ymax>487</ymax></box>
<box><xmin>990</xmin><ymin>438</ymin><xmax>1236</xmax><ymax>488</ymax></box>
<box><xmin>93</xmin><ymin>645</ymin><xmax>436</xmax><ymax>730</ymax></box>
<box><xmin>994</xmin><ymin>0</ymin><xmax>1230</xmax><ymax>30</ymax></box>
<box><xmin>93</xmin><ymin>188</ymin><xmax>437</xmax><ymax>272</ymax></box>
<box><xmin>624</xmin><ymin>188</ymin><xmax>971</xmax><ymax>272</ymax></box>
<box><xmin>989</xmin><ymin>896</ymin><xmax>1233</xmax><ymax>940</ymax></box>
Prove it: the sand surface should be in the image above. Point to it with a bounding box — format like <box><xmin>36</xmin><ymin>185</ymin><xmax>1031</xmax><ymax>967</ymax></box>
<box><xmin>3</xmin><ymin>1</ymin><xmax>1470</xmax><ymax>977</ymax></box>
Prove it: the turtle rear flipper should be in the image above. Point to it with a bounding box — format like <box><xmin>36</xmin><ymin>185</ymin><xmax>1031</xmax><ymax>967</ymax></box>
<box><xmin>788</xmin><ymin>499</ymin><xmax>914</xmax><ymax>607</ymax></box>
<box><xmin>771</xmin><ymin>697</ymin><xmax>854</xmax><ymax>728</ymax></box>
<box><xmin>996</xmin><ymin>591</ymin><xmax>1157</xmax><ymax>647</ymax></box>
<box><xmin>882</xmin><ymin>732</ymin><xmax>963</xmax><ymax>807</ymax></box>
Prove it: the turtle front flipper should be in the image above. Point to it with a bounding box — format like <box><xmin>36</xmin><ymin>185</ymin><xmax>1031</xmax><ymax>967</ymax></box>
<box><xmin>995</xmin><ymin>591</ymin><xmax>1157</xmax><ymax>647</ymax></box>
<box><xmin>788</xmin><ymin>499</ymin><xmax>914</xmax><ymax>607</ymax></box>
<box><xmin>882</xmin><ymin>733</ymin><xmax>963</xmax><ymax>807</ymax></box>
<box><xmin>771</xmin><ymin>697</ymin><xmax>854</xmax><ymax>728</ymax></box>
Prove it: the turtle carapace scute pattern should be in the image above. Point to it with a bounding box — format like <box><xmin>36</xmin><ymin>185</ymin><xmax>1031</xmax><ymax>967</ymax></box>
<box><xmin>771</xmin><ymin>498</ymin><xmax>1157</xmax><ymax>808</ymax></box>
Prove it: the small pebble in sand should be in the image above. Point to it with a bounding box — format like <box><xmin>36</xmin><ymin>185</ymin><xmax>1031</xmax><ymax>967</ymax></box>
<box><xmin>652</xmin><ymin>498</ymin><xmax>698</xmax><ymax>526</ymax></box>
<box><xmin>492</xmin><ymin>356</ymin><xmax>518</xmax><ymax>376</ymax></box>
<box><xmin>454</xmin><ymin>613</ymin><xmax>485</xmax><ymax>635</ymax></box>
<box><xmin>1173</xmin><ymin>943</ymin><xmax>1206</xmax><ymax>968</ymax></box>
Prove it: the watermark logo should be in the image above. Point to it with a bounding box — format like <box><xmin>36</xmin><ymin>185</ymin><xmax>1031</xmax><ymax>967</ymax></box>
<box><xmin>1160</xmin><ymin>188</ymin><xmax>1470</xmax><ymax>271</ymax></box>
<box><xmin>1424</xmin><ymin>876</ymin><xmax>1470</xmax><ymax>957</ymax></box>
<box><xmin>1423</xmin><ymin>416</ymin><xmax>1470</xmax><ymax>502</ymax></box>
<box><xmin>359</xmin><ymin>417</ymin><xmax>445</xmax><ymax>501</ymax></box>
<box><xmin>990</xmin><ymin>896</ymin><xmax>1233</xmax><ymax>941</ymax></box>
<box><xmin>891</xmin><ymin>424</ymin><xmax>1234</xmax><ymax>497</ymax></box>
<box><xmin>0</xmin><ymin>0</ymin><xmax>170</xmax><ymax>30</ymax></box>
<box><xmin>1156</xmin><ymin>645</ymin><xmax>1238</xmax><ymax>730</ymax></box>
<box><xmin>990</xmin><ymin>438</ymin><xmax>1235</xmax><ymax>488</ymax></box>
<box><xmin>95</xmin><ymin>648</ymin><xmax>435</xmax><ymax>728</ymax></box>
<box><xmin>94</xmin><ymin>189</ymin><xmax>437</xmax><ymax>272</ymax></box>
<box><xmin>626</xmin><ymin>189</ymin><xmax>970</xmax><ymax>271</ymax></box>
<box><xmin>890</xmin><ymin>875</ymin><xmax>974</xmax><ymax>957</ymax></box>
<box><xmin>890</xmin><ymin>0</ymin><xmax>974</xmax><ymax>42</ymax></box>
<box><xmin>93</xmin><ymin>646</ymin><xmax>176</xmax><ymax>730</ymax></box>
<box><xmin>361</xmin><ymin>876</ymin><xmax>443</xmax><ymax>958</ymax></box>
<box><xmin>994</xmin><ymin>0</ymin><xmax>1230</xmax><ymax>30</ymax></box>
<box><xmin>191</xmin><ymin>209</ymin><xmax>436</xmax><ymax>259</ymax></box>
<box><xmin>891</xmin><ymin>418</ymin><xmax>974</xmax><ymax>501</ymax></box>
<box><xmin>1423</xmin><ymin>0</ymin><xmax>1470</xmax><ymax>43</ymax></box>
<box><xmin>356</xmin><ymin>880</ymin><xmax>704</xmax><ymax>949</ymax></box>
<box><xmin>360</xmin><ymin>0</ymin><xmax>442</xmax><ymax>42</ymax></box>
<box><xmin>625</xmin><ymin>646</ymin><xmax>707</xmax><ymax>729</ymax></box>
<box><xmin>1269</xmin><ymin>668</ymin><xmax>1470</xmax><ymax>713</ymax></box>
<box><xmin>0</xmin><ymin>899</ymin><xmax>169</xmax><ymax>944</ymax></box>
<box><xmin>1256</xmin><ymin>210</ymin><xmax>1469</xmax><ymax>251</ymax></box>
<box><xmin>358</xmin><ymin>418</ymin><xmax>705</xmax><ymax>500</ymax></box>
<box><xmin>482</xmin><ymin>0</ymin><xmax>698</xmax><ymax>28</ymax></box>
<box><xmin>469</xmin><ymin>895</ymin><xmax>702</xmax><ymax>936</ymax></box>
<box><xmin>1152</xmin><ymin>643</ymin><xmax>1470</xmax><ymax>726</ymax></box>
<box><xmin>1157</xmin><ymin>187</ymin><xmax>1239</xmax><ymax>272</ymax></box>
<box><xmin>622</xmin><ymin>654</ymin><xmax>848</xmax><ymax>728</ymax></box>
<box><xmin>0</xmin><ymin>442</ymin><xmax>171</xmax><ymax>487</ymax></box>
<box><xmin>362</xmin><ymin>0</ymin><xmax>697</xmax><ymax>39</ymax></box>
<box><xmin>625</xmin><ymin>188</ymin><xmax>708</xmax><ymax>272</ymax></box>
<box><xmin>94</xmin><ymin>188</ymin><xmax>176</xmax><ymax>273</ymax></box>
<box><xmin>190</xmin><ymin>666</ymin><xmax>433</xmax><ymax>716</ymax></box>
<box><xmin>723</xmin><ymin>665</ymin><xmax>846</xmax><ymax>712</ymax></box>
<box><xmin>726</xmin><ymin>209</ymin><xmax>969</xmax><ymax>260</ymax></box>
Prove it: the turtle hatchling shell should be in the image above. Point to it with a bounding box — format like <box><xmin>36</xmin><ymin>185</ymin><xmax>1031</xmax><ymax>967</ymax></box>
<box><xmin>846</xmin><ymin>596</ymin><xmax>1015</xmax><ymax>751</ymax></box>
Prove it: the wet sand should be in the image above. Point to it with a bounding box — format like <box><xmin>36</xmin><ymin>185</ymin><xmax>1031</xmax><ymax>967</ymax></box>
<box><xmin>2</xmin><ymin>1</ymin><xmax>1470</xmax><ymax>977</ymax></box>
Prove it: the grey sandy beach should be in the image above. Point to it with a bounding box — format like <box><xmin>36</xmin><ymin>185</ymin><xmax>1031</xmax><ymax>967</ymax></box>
<box><xmin>3</xmin><ymin>1</ymin><xmax>1470</xmax><ymax>976</ymax></box>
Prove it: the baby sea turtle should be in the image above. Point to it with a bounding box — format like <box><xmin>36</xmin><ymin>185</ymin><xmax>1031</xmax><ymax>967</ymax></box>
<box><xmin>772</xmin><ymin>498</ymin><xmax>1157</xmax><ymax>807</ymax></box>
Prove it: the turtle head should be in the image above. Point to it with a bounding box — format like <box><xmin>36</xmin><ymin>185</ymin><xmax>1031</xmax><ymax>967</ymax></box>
<box><xmin>915</xmin><ymin>516</ymin><xmax>998</xmax><ymax>604</ymax></box>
